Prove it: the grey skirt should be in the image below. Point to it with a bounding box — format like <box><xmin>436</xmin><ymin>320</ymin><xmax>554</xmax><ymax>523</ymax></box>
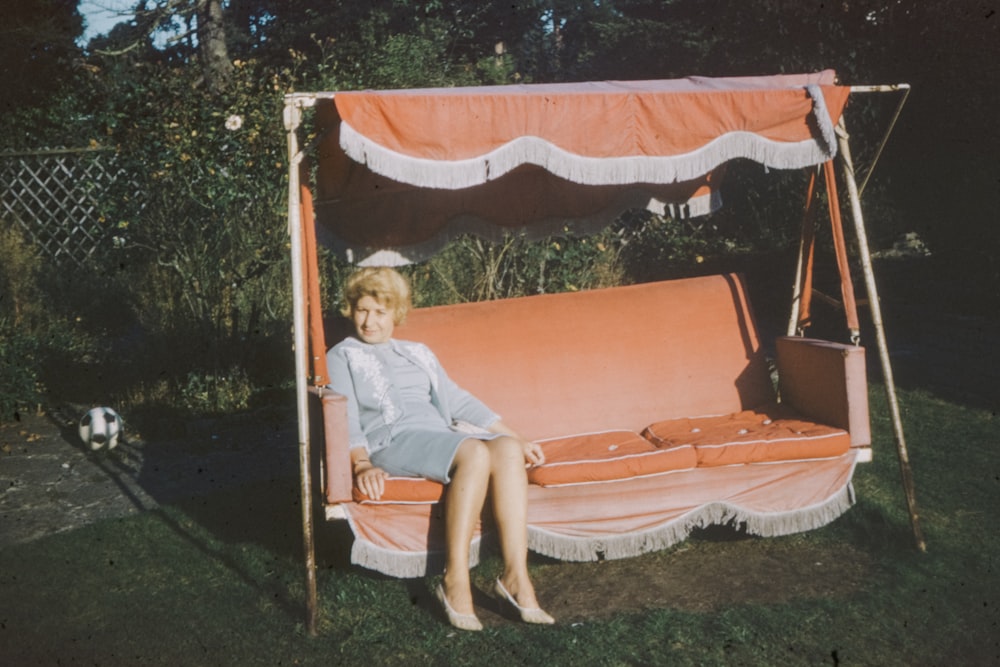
<box><xmin>370</xmin><ymin>427</ymin><xmax>503</xmax><ymax>484</ymax></box>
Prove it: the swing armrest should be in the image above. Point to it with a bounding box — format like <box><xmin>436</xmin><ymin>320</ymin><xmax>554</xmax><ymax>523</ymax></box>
<box><xmin>308</xmin><ymin>387</ymin><xmax>353</xmax><ymax>504</ymax></box>
<box><xmin>776</xmin><ymin>336</ymin><xmax>871</xmax><ymax>448</ymax></box>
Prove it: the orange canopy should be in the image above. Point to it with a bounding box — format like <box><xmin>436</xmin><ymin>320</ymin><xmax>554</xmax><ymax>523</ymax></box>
<box><xmin>312</xmin><ymin>70</ymin><xmax>850</xmax><ymax>264</ymax></box>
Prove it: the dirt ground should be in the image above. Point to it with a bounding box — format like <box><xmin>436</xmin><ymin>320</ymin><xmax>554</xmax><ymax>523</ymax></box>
<box><xmin>507</xmin><ymin>537</ymin><xmax>872</xmax><ymax>624</ymax></box>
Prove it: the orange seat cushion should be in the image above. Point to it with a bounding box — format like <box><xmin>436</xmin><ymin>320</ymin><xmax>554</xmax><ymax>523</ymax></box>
<box><xmin>641</xmin><ymin>405</ymin><xmax>850</xmax><ymax>467</ymax></box>
<box><xmin>528</xmin><ymin>431</ymin><xmax>697</xmax><ymax>487</ymax></box>
<box><xmin>352</xmin><ymin>476</ymin><xmax>445</xmax><ymax>504</ymax></box>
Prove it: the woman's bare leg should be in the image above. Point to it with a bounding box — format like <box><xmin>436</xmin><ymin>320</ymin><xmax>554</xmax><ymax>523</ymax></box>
<box><xmin>441</xmin><ymin>439</ymin><xmax>490</xmax><ymax>615</ymax></box>
<box><xmin>488</xmin><ymin>436</ymin><xmax>542</xmax><ymax>609</ymax></box>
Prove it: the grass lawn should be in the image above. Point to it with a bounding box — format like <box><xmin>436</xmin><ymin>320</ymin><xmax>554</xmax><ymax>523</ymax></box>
<box><xmin>1</xmin><ymin>384</ymin><xmax>998</xmax><ymax>666</ymax></box>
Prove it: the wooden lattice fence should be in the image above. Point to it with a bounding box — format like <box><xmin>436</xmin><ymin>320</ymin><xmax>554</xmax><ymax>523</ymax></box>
<box><xmin>0</xmin><ymin>147</ymin><xmax>138</xmax><ymax>268</ymax></box>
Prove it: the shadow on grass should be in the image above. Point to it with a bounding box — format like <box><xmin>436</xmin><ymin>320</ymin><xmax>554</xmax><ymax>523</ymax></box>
<box><xmin>43</xmin><ymin>402</ymin><xmax>362</xmax><ymax>626</ymax></box>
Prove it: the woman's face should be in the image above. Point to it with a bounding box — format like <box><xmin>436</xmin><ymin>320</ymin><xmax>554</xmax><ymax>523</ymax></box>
<box><xmin>352</xmin><ymin>295</ymin><xmax>395</xmax><ymax>344</ymax></box>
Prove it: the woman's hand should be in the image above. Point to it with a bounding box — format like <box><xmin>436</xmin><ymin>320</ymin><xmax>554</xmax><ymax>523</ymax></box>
<box><xmin>521</xmin><ymin>439</ymin><xmax>545</xmax><ymax>467</ymax></box>
<box><xmin>354</xmin><ymin>460</ymin><xmax>389</xmax><ymax>500</ymax></box>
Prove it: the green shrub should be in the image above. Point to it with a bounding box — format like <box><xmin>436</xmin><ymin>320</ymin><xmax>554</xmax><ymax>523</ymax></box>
<box><xmin>0</xmin><ymin>224</ymin><xmax>42</xmax><ymax>325</ymax></box>
<box><xmin>0</xmin><ymin>320</ymin><xmax>44</xmax><ymax>421</ymax></box>
<box><xmin>0</xmin><ymin>223</ymin><xmax>132</xmax><ymax>420</ymax></box>
<box><xmin>0</xmin><ymin>225</ymin><xmax>45</xmax><ymax>421</ymax></box>
<box><xmin>406</xmin><ymin>228</ymin><xmax>626</xmax><ymax>306</ymax></box>
<box><xmin>178</xmin><ymin>367</ymin><xmax>254</xmax><ymax>415</ymax></box>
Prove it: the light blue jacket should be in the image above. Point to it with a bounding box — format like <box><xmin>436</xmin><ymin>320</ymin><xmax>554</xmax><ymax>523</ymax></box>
<box><xmin>326</xmin><ymin>337</ymin><xmax>499</xmax><ymax>455</ymax></box>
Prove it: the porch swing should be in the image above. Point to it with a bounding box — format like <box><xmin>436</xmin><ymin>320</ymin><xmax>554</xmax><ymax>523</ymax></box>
<box><xmin>282</xmin><ymin>70</ymin><xmax>922</xmax><ymax>633</ymax></box>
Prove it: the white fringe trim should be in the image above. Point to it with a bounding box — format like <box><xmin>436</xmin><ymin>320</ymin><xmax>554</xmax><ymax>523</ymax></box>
<box><xmin>349</xmin><ymin>532</ymin><xmax>485</xmax><ymax>579</ymax></box>
<box><xmin>807</xmin><ymin>84</ymin><xmax>837</xmax><ymax>154</ymax></box>
<box><xmin>343</xmin><ymin>477</ymin><xmax>855</xmax><ymax>575</ymax></box>
<box><xmin>340</xmin><ymin>121</ymin><xmax>835</xmax><ymax>191</ymax></box>
<box><xmin>526</xmin><ymin>481</ymin><xmax>856</xmax><ymax>562</ymax></box>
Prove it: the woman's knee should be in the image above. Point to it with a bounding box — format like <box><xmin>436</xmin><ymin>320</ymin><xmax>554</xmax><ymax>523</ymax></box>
<box><xmin>451</xmin><ymin>438</ymin><xmax>491</xmax><ymax>476</ymax></box>
<box><xmin>489</xmin><ymin>436</ymin><xmax>527</xmax><ymax>468</ymax></box>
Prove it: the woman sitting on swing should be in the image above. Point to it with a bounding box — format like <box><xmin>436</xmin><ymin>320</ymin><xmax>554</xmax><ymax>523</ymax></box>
<box><xmin>326</xmin><ymin>267</ymin><xmax>554</xmax><ymax>631</ymax></box>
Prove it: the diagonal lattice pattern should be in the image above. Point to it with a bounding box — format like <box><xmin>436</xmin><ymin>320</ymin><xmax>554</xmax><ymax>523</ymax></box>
<box><xmin>0</xmin><ymin>148</ymin><xmax>137</xmax><ymax>268</ymax></box>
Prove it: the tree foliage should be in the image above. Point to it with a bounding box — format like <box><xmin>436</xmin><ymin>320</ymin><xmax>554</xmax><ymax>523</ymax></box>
<box><xmin>0</xmin><ymin>0</ymin><xmax>996</xmax><ymax>418</ymax></box>
<box><xmin>0</xmin><ymin>0</ymin><xmax>84</xmax><ymax>118</ymax></box>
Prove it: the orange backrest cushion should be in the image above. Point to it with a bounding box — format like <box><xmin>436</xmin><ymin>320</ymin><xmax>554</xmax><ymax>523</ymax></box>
<box><xmin>387</xmin><ymin>273</ymin><xmax>774</xmax><ymax>441</ymax></box>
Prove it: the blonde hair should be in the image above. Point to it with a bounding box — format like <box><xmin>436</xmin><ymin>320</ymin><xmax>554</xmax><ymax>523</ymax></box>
<box><xmin>340</xmin><ymin>267</ymin><xmax>412</xmax><ymax>325</ymax></box>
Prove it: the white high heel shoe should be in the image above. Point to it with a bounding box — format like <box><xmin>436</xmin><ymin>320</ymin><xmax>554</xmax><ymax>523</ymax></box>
<box><xmin>493</xmin><ymin>578</ymin><xmax>555</xmax><ymax>625</ymax></box>
<box><xmin>435</xmin><ymin>583</ymin><xmax>483</xmax><ymax>631</ymax></box>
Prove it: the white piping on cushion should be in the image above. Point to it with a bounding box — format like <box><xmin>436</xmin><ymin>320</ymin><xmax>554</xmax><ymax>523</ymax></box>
<box><xmin>528</xmin><ymin>465</ymin><xmax>695</xmax><ymax>489</ymax></box>
<box><xmin>689</xmin><ymin>431</ymin><xmax>848</xmax><ymax>450</ymax></box>
<box><xmin>533</xmin><ymin>446</ymin><xmax>693</xmax><ymax>469</ymax></box>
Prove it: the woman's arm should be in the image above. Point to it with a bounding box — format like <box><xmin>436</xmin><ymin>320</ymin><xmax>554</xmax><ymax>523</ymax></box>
<box><xmin>416</xmin><ymin>342</ymin><xmax>544</xmax><ymax>468</ymax></box>
<box><xmin>410</xmin><ymin>342</ymin><xmax>500</xmax><ymax>428</ymax></box>
<box><xmin>328</xmin><ymin>343</ymin><xmax>389</xmax><ymax>499</ymax></box>
<box><xmin>326</xmin><ymin>344</ymin><xmax>372</xmax><ymax>451</ymax></box>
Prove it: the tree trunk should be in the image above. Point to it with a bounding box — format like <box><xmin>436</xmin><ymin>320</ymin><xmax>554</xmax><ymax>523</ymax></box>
<box><xmin>197</xmin><ymin>0</ymin><xmax>231</xmax><ymax>94</ymax></box>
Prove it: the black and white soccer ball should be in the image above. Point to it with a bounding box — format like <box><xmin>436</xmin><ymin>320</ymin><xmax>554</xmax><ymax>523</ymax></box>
<box><xmin>79</xmin><ymin>407</ymin><xmax>123</xmax><ymax>451</ymax></box>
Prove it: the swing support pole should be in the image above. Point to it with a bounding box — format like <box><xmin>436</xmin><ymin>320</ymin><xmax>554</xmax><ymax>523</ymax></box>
<box><xmin>835</xmin><ymin>116</ymin><xmax>927</xmax><ymax>552</ymax></box>
<box><xmin>284</xmin><ymin>94</ymin><xmax>320</xmax><ymax>634</ymax></box>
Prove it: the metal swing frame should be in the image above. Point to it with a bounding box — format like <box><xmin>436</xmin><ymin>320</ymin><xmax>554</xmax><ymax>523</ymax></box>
<box><xmin>283</xmin><ymin>83</ymin><xmax>922</xmax><ymax>635</ymax></box>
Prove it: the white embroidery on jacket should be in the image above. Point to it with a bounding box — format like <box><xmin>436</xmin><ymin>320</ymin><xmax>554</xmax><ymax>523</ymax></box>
<box><xmin>343</xmin><ymin>346</ymin><xmax>400</xmax><ymax>424</ymax></box>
